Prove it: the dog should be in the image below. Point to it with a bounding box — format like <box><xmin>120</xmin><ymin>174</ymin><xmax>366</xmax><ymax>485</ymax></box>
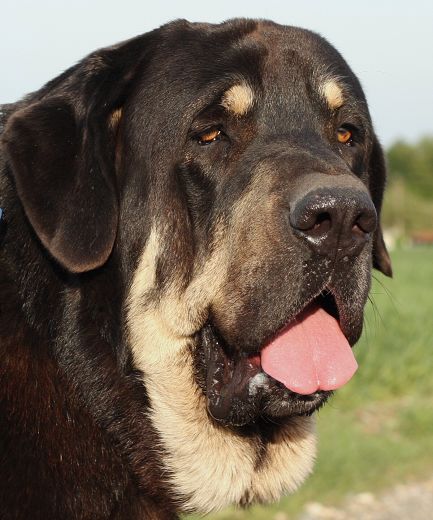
<box><xmin>0</xmin><ymin>18</ymin><xmax>392</xmax><ymax>520</ymax></box>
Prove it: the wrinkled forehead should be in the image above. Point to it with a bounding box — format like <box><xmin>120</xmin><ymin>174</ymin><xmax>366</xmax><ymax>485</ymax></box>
<box><xmin>219</xmin><ymin>25</ymin><xmax>371</xmax><ymax>132</ymax></box>
<box><xmin>129</xmin><ymin>21</ymin><xmax>368</xmax><ymax>133</ymax></box>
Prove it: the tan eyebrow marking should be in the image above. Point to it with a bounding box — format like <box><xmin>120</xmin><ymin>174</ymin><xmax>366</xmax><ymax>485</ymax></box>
<box><xmin>108</xmin><ymin>107</ymin><xmax>122</xmax><ymax>130</ymax></box>
<box><xmin>221</xmin><ymin>83</ymin><xmax>254</xmax><ymax>116</ymax></box>
<box><xmin>320</xmin><ymin>79</ymin><xmax>344</xmax><ymax>110</ymax></box>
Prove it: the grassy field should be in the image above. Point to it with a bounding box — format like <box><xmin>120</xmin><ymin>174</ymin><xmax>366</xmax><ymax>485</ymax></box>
<box><xmin>185</xmin><ymin>247</ymin><xmax>433</xmax><ymax>520</ymax></box>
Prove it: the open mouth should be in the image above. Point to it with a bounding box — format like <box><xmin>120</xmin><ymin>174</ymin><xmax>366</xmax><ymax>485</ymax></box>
<box><xmin>197</xmin><ymin>291</ymin><xmax>359</xmax><ymax>427</ymax></box>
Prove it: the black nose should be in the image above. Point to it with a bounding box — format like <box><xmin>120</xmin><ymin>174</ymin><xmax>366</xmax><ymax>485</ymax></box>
<box><xmin>289</xmin><ymin>187</ymin><xmax>377</xmax><ymax>258</ymax></box>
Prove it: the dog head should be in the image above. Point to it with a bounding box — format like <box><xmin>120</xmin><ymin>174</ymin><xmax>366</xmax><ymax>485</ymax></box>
<box><xmin>2</xmin><ymin>19</ymin><xmax>391</xmax><ymax>513</ymax></box>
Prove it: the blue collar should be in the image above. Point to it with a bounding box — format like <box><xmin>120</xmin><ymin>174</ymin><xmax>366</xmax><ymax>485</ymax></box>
<box><xmin>0</xmin><ymin>208</ymin><xmax>3</xmax><ymax>222</ymax></box>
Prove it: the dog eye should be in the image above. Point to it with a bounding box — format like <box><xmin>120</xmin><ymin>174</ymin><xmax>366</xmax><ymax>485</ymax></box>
<box><xmin>337</xmin><ymin>127</ymin><xmax>353</xmax><ymax>145</ymax></box>
<box><xmin>196</xmin><ymin>127</ymin><xmax>222</xmax><ymax>145</ymax></box>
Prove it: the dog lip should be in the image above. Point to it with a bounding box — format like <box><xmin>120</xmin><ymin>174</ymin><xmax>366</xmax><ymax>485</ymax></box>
<box><xmin>322</xmin><ymin>286</ymin><xmax>364</xmax><ymax>346</ymax></box>
<box><xmin>201</xmin><ymin>325</ymin><xmax>261</xmax><ymax>422</ymax></box>
<box><xmin>198</xmin><ymin>285</ymin><xmax>362</xmax><ymax>426</ymax></box>
<box><xmin>200</xmin><ymin>317</ymin><xmax>334</xmax><ymax>426</ymax></box>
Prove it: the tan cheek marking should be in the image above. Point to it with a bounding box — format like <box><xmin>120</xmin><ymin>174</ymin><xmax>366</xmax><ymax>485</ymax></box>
<box><xmin>108</xmin><ymin>108</ymin><xmax>123</xmax><ymax>173</ymax></box>
<box><xmin>127</xmin><ymin>226</ymin><xmax>170</xmax><ymax>367</ymax></box>
<box><xmin>108</xmin><ymin>107</ymin><xmax>122</xmax><ymax>130</ymax></box>
<box><xmin>320</xmin><ymin>79</ymin><xmax>344</xmax><ymax>110</ymax></box>
<box><xmin>126</xmin><ymin>223</ymin><xmax>316</xmax><ymax>513</ymax></box>
<box><xmin>139</xmin><ymin>345</ymin><xmax>317</xmax><ymax>514</ymax></box>
<box><xmin>127</xmin><ymin>221</ymin><xmax>230</xmax><ymax>366</ymax></box>
<box><xmin>221</xmin><ymin>83</ymin><xmax>254</xmax><ymax>116</ymax></box>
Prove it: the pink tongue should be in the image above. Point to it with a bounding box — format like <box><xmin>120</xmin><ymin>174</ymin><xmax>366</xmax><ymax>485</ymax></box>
<box><xmin>261</xmin><ymin>306</ymin><xmax>358</xmax><ymax>395</ymax></box>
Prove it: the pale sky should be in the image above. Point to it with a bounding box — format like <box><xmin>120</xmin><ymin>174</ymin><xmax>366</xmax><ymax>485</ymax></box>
<box><xmin>2</xmin><ymin>0</ymin><xmax>433</xmax><ymax>147</ymax></box>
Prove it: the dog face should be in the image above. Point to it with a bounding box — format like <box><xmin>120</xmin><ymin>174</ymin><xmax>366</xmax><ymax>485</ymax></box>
<box><xmin>2</xmin><ymin>19</ymin><xmax>391</xmax><ymax>514</ymax></box>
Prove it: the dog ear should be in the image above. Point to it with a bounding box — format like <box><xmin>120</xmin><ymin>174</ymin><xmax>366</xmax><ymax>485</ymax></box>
<box><xmin>369</xmin><ymin>135</ymin><xmax>393</xmax><ymax>277</ymax></box>
<box><xmin>2</xmin><ymin>37</ymin><xmax>149</xmax><ymax>273</ymax></box>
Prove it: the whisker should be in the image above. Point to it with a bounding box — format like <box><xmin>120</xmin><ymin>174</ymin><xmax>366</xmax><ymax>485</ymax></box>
<box><xmin>372</xmin><ymin>273</ymin><xmax>399</xmax><ymax>311</ymax></box>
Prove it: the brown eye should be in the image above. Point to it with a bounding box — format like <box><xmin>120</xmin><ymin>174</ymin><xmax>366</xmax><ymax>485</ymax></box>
<box><xmin>197</xmin><ymin>128</ymin><xmax>222</xmax><ymax>145</ymax></box>
<box><xmin>337</xmin><ymin>127</ymin><xmax>353</xmax><ymax>144</ymax></box>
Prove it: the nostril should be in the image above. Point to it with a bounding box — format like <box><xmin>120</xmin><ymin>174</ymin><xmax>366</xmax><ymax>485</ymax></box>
<box><xmin>309</xmin><ymin>212</ymin><xmax>332</xmax><ymax>237</ymax></box>
<box><xmin>351</xmin><ymin>222</ymin><xmax>367</xmax><ymax>239</ymax></box>
<box><xmin>290</xmin><ymin>208</ymin><xmax>332</xmax><ymax>233</ymax></box>
<box><xmin>354</xmin><ymin>211</ymin><xmax>377</xmax><ymax>235</ymax></box>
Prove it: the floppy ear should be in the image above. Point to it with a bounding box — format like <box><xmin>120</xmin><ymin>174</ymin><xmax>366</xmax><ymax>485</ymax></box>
<box><xmin>2</xmin><ymin>38</ymin><xmax>148</xmax><ymax>273</ymax></box>
<box><xmin>369</xmin><ymin>135</ymin><xmax>393</xmax><ymax>277</ymax></box>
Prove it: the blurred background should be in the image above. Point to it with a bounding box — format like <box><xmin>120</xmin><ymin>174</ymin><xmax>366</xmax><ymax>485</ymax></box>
<box><xmin>2</xmin><ymin>1</ymin><xmax>432</xmax><ymax>518</ymax></box>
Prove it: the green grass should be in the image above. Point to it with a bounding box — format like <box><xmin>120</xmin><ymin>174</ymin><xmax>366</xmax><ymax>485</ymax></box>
<box><xmin>185</xmin><ymin>247</ymin><xmax>433</xmax><ymax>520</ymax></box>
<box><xmin>382</xmin><ymin>179</ymin><xmax>433</xmax><ymax>235</ymax></box>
